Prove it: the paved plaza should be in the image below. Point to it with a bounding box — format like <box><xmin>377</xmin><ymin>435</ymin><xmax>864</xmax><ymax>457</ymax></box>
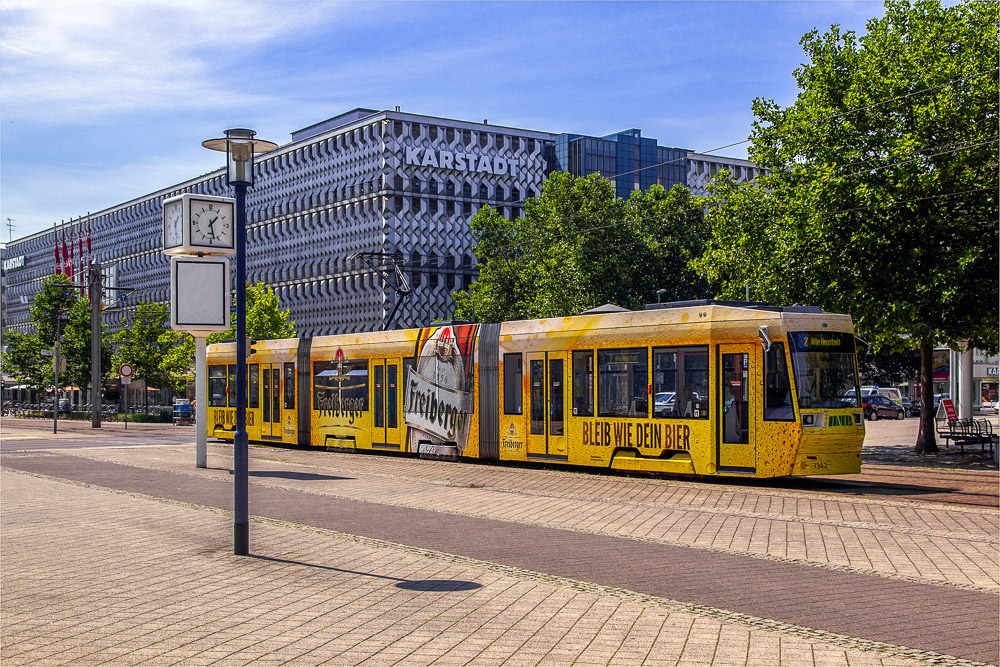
<box><xmin>1</xmin><ymin>417</ymin><xmax>997</xmax><ymax>666</ymax></box>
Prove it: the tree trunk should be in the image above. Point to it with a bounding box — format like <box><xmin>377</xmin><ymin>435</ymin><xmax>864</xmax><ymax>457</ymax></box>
<box><xmin>914</xmin><ymin>340</ymin><xmax>938</xmax><ymax>453</ymax></box>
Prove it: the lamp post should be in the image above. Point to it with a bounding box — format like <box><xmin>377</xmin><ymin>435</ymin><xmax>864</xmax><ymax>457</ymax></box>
<box><xmin>202</xmin><ymin>128</ymin><xmax>277</xmax><ymax>556</ymax></box>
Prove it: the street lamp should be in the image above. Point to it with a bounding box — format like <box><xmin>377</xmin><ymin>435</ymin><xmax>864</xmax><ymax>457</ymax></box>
<box><xmin>202</xmin><ymin>128</ymin><xmax>277</xmax><ymax>556</ymax></box>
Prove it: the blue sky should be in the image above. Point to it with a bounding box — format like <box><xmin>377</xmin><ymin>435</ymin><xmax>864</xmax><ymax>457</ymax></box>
<box><xmin>0</xmin><ymin>0</ymin><xmax>885</xmax><ymax>243</ymax></box>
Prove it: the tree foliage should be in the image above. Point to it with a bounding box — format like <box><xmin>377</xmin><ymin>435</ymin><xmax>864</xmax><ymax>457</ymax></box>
<box><xmin>1</xmin><ymin>273</ymin><xmax>111</xmax><ymax>394</ymax></box>
<box><xmin>206</xmin><ymin>282</ymin><xmax>296</xmax><ymax>343</ymax></box>
<box><xmin>454</xmin><ymin>172</ymin><xmax>711</xmax><ymax>322</ymax></box>
<box><xmin>113</xmin><ymin>303</ymin><xmax>191</xmax><ymax>401</ymax></box>
<box><xmin>694</xmin><ymin>0</ymin><xmax>998</xmax><ymax>451</ymax></box>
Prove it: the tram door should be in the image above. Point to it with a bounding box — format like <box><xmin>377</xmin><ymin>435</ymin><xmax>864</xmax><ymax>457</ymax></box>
<box><xmin>261</xmin><ymin>364</ymin><xmax>282</xmax><ymax>438</ymax></box>
<box><xmin>372</xmin><ymin>359</ymin><xmax>402</xmax><ymax>449</ymax></box>
<box><xmin>526</xmin><ymin>351</ymin><xmax>568</xmax><ymax>459</ymax></box>
<box><xmin>718</xmin><ymin>344</ymin><xmax>757</xmax><ymax>473</ymax></box>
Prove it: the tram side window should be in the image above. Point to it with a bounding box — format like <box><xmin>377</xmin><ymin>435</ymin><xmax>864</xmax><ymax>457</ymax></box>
<box><xmin>652</xmin><ymin>346</ymin><xmax>709</xmax><ymax>419</ymax></box>
<box><xmin>227</xmin><ymin>365</ymin><xmax>236</xmax><ymax>407</ymax></box>
<box><xmin>209</xmin><ymin>366</ymin><xmax>227</xmax><ymax>407</ymax></box>
<box><xmin>284</xmin><ymin>363</ymin><xmax>295</xmax><ymax>410</ymax></box>
<box><xmin>248</xmin><ymin>365</ymin><xmax>259</xmax><ymax>408</ymax></box>
<box><xmin>572</xmin><ymin>350</ymin><xmax>594</xmax><ymax>417</ymax></box>
<box><xmin>313</xmin><ymin>359</ymin><xmax>369</xmax><ymax>413</ymax></box>
<box><xmin>763</xmin><ymin>343</ymin><xmax>794</xmax><ymax>421</ymax></box>
<box><xmin>503</xmin><ymin>353</ymin><xmax>523</xmax><ymax>415</ymax></box>
<box><xmin>598</xmin><ymin>348</ymin><xmax>647</xmax><ymax>418</ymax></box>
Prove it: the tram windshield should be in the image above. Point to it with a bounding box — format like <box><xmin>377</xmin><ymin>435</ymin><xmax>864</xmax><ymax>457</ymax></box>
<box><xmin>787</xmin><ymin>332</ymin><xmax>860</xmax><ymax>409</ymax></box>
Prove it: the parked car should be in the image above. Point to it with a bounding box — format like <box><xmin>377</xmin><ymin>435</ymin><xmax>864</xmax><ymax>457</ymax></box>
<box><xmin>653</xmin><ymin>392</ymin><xmax>675</xmax><ymax>417</ymax></box>
<box><xmin>900</xmin><ymin>396</ymin><xmax>916</xmax><ymax>417</ymax></box>
<box><xmin>862</xmin><ymin>394</ymin><xmax>905</xmax><ymax>421</ymax></box>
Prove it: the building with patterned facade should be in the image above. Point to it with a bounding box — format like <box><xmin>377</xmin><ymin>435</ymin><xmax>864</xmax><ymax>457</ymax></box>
<box><xmin>1</xmin><ymin>108</ymin><xmax>762</xmax><ymax>338</ymax></box>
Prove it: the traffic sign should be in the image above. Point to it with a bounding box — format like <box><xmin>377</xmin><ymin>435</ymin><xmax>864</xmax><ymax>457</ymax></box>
<box><xmin>119</xmin><ymin>363</ymin><xmax>134</xmax><ymax>378</ymax></box>
<box><xmin>41</xmin><ymin>349</ymin><xmax>54</xmax><ymax>357</ymax></box>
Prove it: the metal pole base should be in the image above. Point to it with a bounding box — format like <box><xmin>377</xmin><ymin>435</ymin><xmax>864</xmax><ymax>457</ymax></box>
<box><xmin>234</xmin><ymin>521</ymin><xmax>249</xmax><ymax>556</ymax></box>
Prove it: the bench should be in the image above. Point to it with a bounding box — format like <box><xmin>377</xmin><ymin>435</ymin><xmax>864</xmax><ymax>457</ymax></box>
<box><xmin>936</xmin><ymin>417</ymin><xmax>997</xmax><ymax>454</ymax></box>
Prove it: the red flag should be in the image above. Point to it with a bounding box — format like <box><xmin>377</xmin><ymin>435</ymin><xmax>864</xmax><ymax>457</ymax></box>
<box><xmin>61</xmin><ymin>230</ymin><xmax>69</xmax><ymax>277</ymax></box>
<box><xmin>54</xmin><ymin>227</ymin><xmax>59</xmax><ymax>274</ymax></box>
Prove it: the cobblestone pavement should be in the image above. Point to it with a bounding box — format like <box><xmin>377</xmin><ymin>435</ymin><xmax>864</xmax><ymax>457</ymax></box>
<box><xmin>1</xmin><ymin>418</ymin><xmax>997</xmax><ymax>666</ymax></box>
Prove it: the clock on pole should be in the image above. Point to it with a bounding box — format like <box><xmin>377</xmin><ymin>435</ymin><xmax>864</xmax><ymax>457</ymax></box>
<box><xmin>162</xmin><ymin>193</ymin><xmax>237</xmax><ymax>256</ymax></box>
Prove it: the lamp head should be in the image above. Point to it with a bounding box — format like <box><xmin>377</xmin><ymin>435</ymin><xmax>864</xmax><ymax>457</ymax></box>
<box><xmin>202</xmin><ymin>128</ymin><xmax>277</xmax><ymax>186</ymax></box>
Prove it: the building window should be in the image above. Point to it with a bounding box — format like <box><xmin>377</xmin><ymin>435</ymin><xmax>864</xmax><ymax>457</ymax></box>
<box><xmin>479</xmin><ymin>132</ymin><xmax>488</xmax><ymax>148</ymax></box>
<box><xmin>479</xmin><ymin>184</ymin><xmax>488</xmax><ymax>199</ymax></box>
<box><xmin>504</xmin><ymin>353</ymin><xmax>523</xmax><ymax>414</ymax></box>
<box><xmin>429</xmin><ymin>180</ymin><xmax>438</xmax><ymax>195</ymax></box>
<box><xmin>394</xmin><ymin>175</ymin><xmax>403</xmax><ymax>191</ymax></box>
<box><xmin>446</xmin><ymin>127</ymin><xmax>455</xmax><ymax>143</ymax></box>
<box><xmin>511</xmin><ymin>187</ymin><xmax>520</xmax><ymax>202</ymax></box>
<box><xmin>463</xmin><ymin>182</ymin><xmax>472</xmax><ymax>198</ymax></box>
<box><xmin>446</xmin><ymin>201</ymin><xmax>455</xmax><ymax>216</ymax></box>
<box><xmin>463</xmin><ymin>202</ymin><xmax>472</xmax><ymax>216</ymax></box>
<box><xmin>411</xmin><ymin>178</ymin><xmax>420</xmax><ymax>192</ymax></box>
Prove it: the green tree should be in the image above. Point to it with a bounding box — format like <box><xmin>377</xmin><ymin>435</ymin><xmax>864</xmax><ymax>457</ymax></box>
<box><xmin>60</xmin><ymin>297</ymin><xmax>112</xmax><ymax>395</ymax></box>
<box><xmin>206</xmin><ymin>282</ymin><xmax>296</xmax><ymax>343</ymax></box>
<box><xmin>454</xmin><ymin>172</ymin><xmax>711</xmax><ymax>322</ymax></box>
<box><xmin>1</xmin><ymin>330</ymin><xmax>49</xmax><ymax>394</ymax></box>
<box><xmin>113</xmin><ymin>303</ymin><xmax>188</xmax><ymax>409</ymax></box>
<box><xmin>1</xmin><ymin>274</ymin><xmax>111</xmax><ymax>398</ymax></box>
<box><xmin>695</xmin><ymin>0</ymin><xmax>998</xmax><ymax>452</ymax></box>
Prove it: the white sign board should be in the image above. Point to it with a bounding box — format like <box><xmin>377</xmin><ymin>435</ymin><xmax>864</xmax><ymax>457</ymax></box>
<box><xmin>170</xmin><ymin>256</ymin><xmax>231</xmax><ymax>335</ymax></box>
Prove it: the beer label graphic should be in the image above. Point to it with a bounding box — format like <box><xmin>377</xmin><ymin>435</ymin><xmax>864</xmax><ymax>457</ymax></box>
<box><xmin>404</xmin><ymin>325</ymin><xmax>478</xmax><ymax>453</ymax></box>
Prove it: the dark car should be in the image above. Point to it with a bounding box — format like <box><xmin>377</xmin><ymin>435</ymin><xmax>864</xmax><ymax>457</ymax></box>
<box><xmin>863</xmin><ymin>395</ymin><xmax>904</xmax><ymax>421</ymax></box>
<box><xmin>901</xmin><ymin>396</ymin><xmax>916</xmax><ymax>417</ymax></box>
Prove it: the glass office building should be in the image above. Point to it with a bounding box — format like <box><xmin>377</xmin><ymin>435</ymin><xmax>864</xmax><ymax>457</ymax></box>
<box><xmin>552</xmin><ymin>129</ymin><xmax>689</xmax><ymax>198</ymax></box>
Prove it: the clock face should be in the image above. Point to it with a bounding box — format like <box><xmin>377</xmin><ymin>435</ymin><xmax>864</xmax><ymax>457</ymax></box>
<box><xmin>163</xmin><ymin>200</ymin><xmax>183</xmax><ymax>248</ymax></box>
<box><xmin>190</xmin><ymin>199</ymin><xmax>234</xmax><ymax>248</ymax></box>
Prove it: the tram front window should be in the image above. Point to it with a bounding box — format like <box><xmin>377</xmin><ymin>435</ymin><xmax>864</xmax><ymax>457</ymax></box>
<box><xmin>788</xmin><ymin>332</ymin><xmax>861</xmax><ymax>409</ymax></box>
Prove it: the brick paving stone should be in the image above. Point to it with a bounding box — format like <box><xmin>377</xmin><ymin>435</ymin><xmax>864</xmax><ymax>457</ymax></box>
<box><xmin>3</xmin><ymin>434</ymin><xmax>1000</xmax><ymax>666</ymax></box>
<box><xmin>49</xmin><ymin>442</ymin><xmax>999</xmax><ymax>594</ymax></box>
<box><xmin>3</xmin><ymin>459</ymin><xmax>996</xmax><ymax>660</ymax></box>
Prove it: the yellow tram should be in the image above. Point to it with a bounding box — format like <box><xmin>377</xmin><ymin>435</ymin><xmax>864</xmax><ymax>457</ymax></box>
<box><xmin>205</xmin><ymin>300</ymin><xmax>865</xmax><ymax>478</ymax></box>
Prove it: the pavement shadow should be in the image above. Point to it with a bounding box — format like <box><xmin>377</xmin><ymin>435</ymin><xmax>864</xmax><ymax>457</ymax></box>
<box><xmin>249</xmin><ymin>555</ymin><xmax>481</xmax><ymax>592</ymax></box>
<box><xmin>226</xmin><ymin>469</ymin><xmax>351</xmax><ymax>481</ymax></box>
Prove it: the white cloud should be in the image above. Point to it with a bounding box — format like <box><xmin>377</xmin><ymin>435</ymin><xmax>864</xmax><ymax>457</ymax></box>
<box><xmin>0</xmin><ymin>0</ymin><xmax>335</xmax><ymax>120</ymax></box>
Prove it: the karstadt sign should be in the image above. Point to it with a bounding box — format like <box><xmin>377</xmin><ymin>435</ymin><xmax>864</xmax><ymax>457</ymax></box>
<box><xmin>403</xmin><ymin>147</ymin><xmax>522</xmax><ymax>177</ymax></box>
